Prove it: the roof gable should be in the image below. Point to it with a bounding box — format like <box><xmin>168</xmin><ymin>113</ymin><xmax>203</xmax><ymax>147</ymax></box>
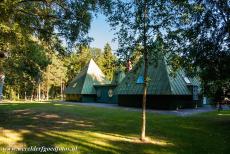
<box><xmin>115</xmin><ymin>59</ymin><xmax>200</xmax><ymax>95</ymax></box>
<box><xmin>65</xmin><ymin>59</ymin><xmax>110</xmax><ymax>95</ymax></box>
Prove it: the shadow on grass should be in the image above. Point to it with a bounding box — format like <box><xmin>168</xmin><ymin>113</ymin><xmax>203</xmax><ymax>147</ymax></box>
<box><xmin>0</xmin><ymin>103</ymin><xmax>229</xmax><ymax>154</ymax></box>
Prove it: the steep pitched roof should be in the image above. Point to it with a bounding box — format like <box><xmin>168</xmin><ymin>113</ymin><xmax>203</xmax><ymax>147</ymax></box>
<box><xmin>111</xmin><ymin>70</ymin><xmax>126</xmax><ymax>85</ymax></box>
<box><xmin>64</xmin><ymin>59</ymin><xmax>110</xmax><ymax>95</ymax></box>
<box><xmin>115</xmin><ymin>59</ymin><xmax>200</xmax><ymax>95</ymax></box>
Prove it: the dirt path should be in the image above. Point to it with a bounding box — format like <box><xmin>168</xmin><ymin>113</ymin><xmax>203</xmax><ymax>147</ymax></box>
<box><xmin>55</xmin><ymin>101</ymin><xmax>230</xmax><ymax>116</ymax></box>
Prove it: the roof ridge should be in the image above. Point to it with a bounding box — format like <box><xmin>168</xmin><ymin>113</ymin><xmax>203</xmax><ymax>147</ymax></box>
<box><xmin>85</xmin><ymin>59</ymin><xmax>93</xmax><ymax>73</ymax></box>
<box><xmin>81</xmin><ymin>59</ymin><xmax>94</xmax><ymax>94</ymax></box>
<box><xmin>163</xmin><ymin>59</ymin><xmax>173</xmax><ymax>95</ymax></box>
<box><xmin>65</xmin><ymin>58</ymin><xmax>111</xmax><ymax>95</ymax></box>
<box><xmin>80</xmin><ymin>70</ymin><xmax>88</xmax><ymax>94</ymax></box>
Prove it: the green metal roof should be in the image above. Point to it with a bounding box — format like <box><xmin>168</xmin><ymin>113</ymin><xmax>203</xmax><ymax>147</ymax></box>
<box><xmin>64</xmin><ymin>59</ymin><xmax>110</xmax><ymax>95</ymax></box>
<box><xmin>167</xmin><ymin>69</ymin><xmax>201</xmax><ymax>95</ymax></box>
<box><xmin>111</xmin><ymin>70</ymin><xmax>126</xmax><ymax>85</ymax></box>
<box><xmin>115</xmin><ymin>58</ymin><xmax>200</xmax><ymax>95</ymax></box>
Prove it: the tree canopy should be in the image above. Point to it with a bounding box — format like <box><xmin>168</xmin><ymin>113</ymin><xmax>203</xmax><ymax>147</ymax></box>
<box><xmin>0</xmin><ymin>0</ymin><xmax>112</xmax><ymax>100</ymax></box>
<box><xmin>108</xmin><ymin>0</ymin><xmax>178</xmax><ymax>141</ymax></box>
<box><xmin>0</xmin><ymin>0</ymin><xmax>229</xmax><ymax>105</ymax></box>
<box><xmin>167</xmin><ymin>0</ymin><xmax>230</xmax><ymax>97</ymax></box>
<box><xmin>100</xmin><ymin>43</ymin><xmax>116</xmax><ymax>80</ymax></box>
<box><xmin>0</xmin><ymin>0</ymin><xmax>110</xmax><ymax>49</ymax></box>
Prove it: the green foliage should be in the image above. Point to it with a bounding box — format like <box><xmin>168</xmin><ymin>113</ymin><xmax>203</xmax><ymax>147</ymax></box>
<box><xmin>42</xmin><ymin>53</ymin><xmax>67</xmax><ymax>99</ymax></box>
<box><xmin>65</xmin><ymin>44</ymin><xmax>117</xmax><ymax>83</ymax></box>
<box><xmin>108</xmin><ymin>0</ymin><xmax>174</xmax><ymax>63</ymax></box>
<box><xmin>167</xmin><ymin>0</ymin><xmax>230</xmax><ymax>97</ymax></box>
<box><xmin>0</xmin><ymin>0</ymin><xmax>112</xmax><ymax>99</ymax></box>
<box><xmin>64</xmin><ymin>46</ymin><xmax>93</xmax><ymax>83</ymax></box>
<box><xmin>108</xmin><ymin>0</ymin><xmax>177</xmax><ymax>140</ymax></box>
<box><xmin>0</xmin><ymin>0</ymin><xmax>111</xmax><ymax>47</ymax></box>
<box><xmin>90</xmin><ymin>47</ymin><xmax>103</xmax><ymax>62</ymax></box>
<box><xmin>3</xmin><ymin>38</ymin><xmax>50</xmax><ymax>98</ymax></box>
<box><xmin>100</xmin><ymin>43</ymin><xmax>117</xmax><ymax>80</ymax></box>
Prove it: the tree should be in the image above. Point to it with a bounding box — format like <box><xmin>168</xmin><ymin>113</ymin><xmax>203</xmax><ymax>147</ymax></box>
<box><xmin>0</xmin><ymin>0</ymin><xmax>110</xmax><ymax>48</ymax></box>
<box><xmin>90</xmin><ymin>47</ymin><xmax>103</xmax><ymax>62</ymax></box>
<box><xmin>3</xmin><ymin>38</ymin><xmax>50</xmax><ymax>100</ymax></box>
<box><xmin>64</xmin><ymin>44</ymin><xmax>116</xmax><ymax>84</ymax></box>
<box><xmin>100</xmin><ymin>43</ymin><xmax>116</xmax><ymax>80</ymax></box>
<box><xmin>167</xmin><ymin>0</ymin><xmax>230</xmax><ymax>99</ymax></box>
<box><xmin>0</xmin><ymin>0</ymin><xmax>111</xmax><ymax>98</ymax></box>
<box><xmin>42</xmin><ymin>53</ymin><xmax>67</xmax><ymax>100</ymax></box>
<box><xmin>64</xmin><ymin>45</ymin><xmax>93</xmax><ymax>83</ymax></box>
<box><xmin>109</xmin><ymin>0</ymin><xmax>174</xmax><ymax>141</ymax></box>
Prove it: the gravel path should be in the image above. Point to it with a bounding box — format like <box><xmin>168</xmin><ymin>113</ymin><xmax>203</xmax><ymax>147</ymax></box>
<box><xmin>55</xmin><ymin>101</ymin><xmax>229</xmax><ymax>117</ymax></box>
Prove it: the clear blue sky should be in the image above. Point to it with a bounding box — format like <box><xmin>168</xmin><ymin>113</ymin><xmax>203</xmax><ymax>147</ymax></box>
<box><xmin>89</xmin><ymin>14</ymin><xmax>118</xmax><ymax>51</ymax></box>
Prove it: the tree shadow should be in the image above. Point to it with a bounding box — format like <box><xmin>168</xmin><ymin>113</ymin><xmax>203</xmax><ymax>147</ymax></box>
<box><xmin>0</xmin><ymin>103</ymin><xmax>229</xmax><ymax>153</ymax></box>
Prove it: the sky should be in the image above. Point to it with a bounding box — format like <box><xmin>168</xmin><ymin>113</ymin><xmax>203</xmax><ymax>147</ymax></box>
<box><xmin>88</xmin><ymin>14</ymin><xmax>118</xmax><ymax>51</ymax></box>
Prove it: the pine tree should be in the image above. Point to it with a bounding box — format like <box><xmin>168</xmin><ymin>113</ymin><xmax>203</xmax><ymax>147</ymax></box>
<box><xmin>101</xmin><ymin>43</ymin><xmax>116</xmax><ymax>80</ymax></box>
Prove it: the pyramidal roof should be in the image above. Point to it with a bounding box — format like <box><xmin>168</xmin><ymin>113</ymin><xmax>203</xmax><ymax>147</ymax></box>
<box><xmin>115</xmin><ymin>58</ymin><xmax>200</xmax><ymax>95</ymax></box>
<box><xmin>65</xmin><ymin>59</ymin><xmax>110</xmax><ymax>95</ymax></box>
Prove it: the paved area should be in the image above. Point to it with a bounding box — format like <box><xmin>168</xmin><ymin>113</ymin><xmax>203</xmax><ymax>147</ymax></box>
<box><xmin>55</xmin><ymin>101</ymin><xmax>230</xmax><ymax>117</ymax></box>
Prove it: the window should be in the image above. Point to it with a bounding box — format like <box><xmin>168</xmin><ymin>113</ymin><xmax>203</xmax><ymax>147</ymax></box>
<box><xmin>136</xmin><ymin>76</ymin><xmax>144</xmax><ymax>84</ymax></box>
<box><xmin>183</xmin><ymin>77</ymin><xmax>191</xmax><ymax>84</ymax></box>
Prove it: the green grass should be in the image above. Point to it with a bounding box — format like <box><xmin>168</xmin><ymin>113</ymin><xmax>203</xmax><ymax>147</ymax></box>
<box><xmin>0</xmin><ymin>102</ymin><xmax>229</xmax><ymax>154</ymax></box>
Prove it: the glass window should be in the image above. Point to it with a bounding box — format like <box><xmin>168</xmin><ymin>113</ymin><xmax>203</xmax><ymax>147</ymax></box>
<box><xmin>136</xmin><ymin>76</ymin><xmax>144</xmax><ymax>84</ymax></box>
<box><xmin>183</xmin><ymin>77</ymin><xmax>191</xmax><ymax>84</ymax></box>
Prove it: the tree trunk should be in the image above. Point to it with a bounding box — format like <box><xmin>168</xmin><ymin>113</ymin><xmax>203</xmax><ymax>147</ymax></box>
<box><xmin>17</xmin><ymin>93</ymin><xmax>20</xmax><ymax>100</ymax></box>
<box><xmin>31</xmin><ymin>93</ymin><xmax>33</xmax><ymax>102</ymax></box>
<box><xmin>25</xmin><ymin>91</ymin><xmax>27</xmax><ymax>101</ymax></box>
<box><xmin>0</xmin><ymin>82</ymin><xmax>4</xmax><ymax>101</ymax></box>
<box><xmin>38</xmin><ymin>83</ymin><xmax>41</xmax><ymax>101</ymax></box>
<box><xmin>141</xmin><ymin>56</ymin><xmax>148</xmax><ymax>141</ymax></box>
<box><xmin>61</xmin><ymin>77</ymin><xmax>63</xmax><ymax>100</ymax></box>
<box><xmin>141</xmin><ymin>0</ymin><xmax>148</xmax><ymax>141</ymax></box>
<box><xmin>46</xmin><ymin>65</ymin><xmax>50</xmax><ymax>100</ymax></box>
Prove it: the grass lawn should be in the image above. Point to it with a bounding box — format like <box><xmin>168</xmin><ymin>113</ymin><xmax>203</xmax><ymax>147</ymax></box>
<box><xmin>0</xmin><ymin>102</ymin><xmax>229</xmax><ymax>154</ymax></box>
